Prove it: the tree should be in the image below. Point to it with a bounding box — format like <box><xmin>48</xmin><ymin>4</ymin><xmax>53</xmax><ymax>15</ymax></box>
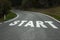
<box><xmin>0</xmin><ymin>0</ymin><xmax>11</xmax><ymax>20</ymax></box>
<box><xmin>10</xmin><ymin>0</ymin><xmax>22</xmax><ymax>7</ymax></box>
<box><xmin>10</xmin><ymin>0</ymin><xmax>60</xmax><ymax>9</ymax></box>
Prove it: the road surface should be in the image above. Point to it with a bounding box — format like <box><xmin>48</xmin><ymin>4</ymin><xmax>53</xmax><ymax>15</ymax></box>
<box><xmin>0</xmin><ymin>10</ymin><xmax>60</xmax><ymax>40</ymax></box>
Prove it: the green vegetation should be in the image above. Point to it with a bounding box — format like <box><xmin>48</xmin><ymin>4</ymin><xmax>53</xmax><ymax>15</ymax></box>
<box><xmin>41</xmin><ymin>7</ymin><xmax>60</xmax><ymax>21</ymax></box>
<box><xmin>5</xmin><ymin>12</ymin><xmax>17</xmax><ymax>21</ymax></box>
<box><xmin>27</xmin><ymin>6</ymin><xmax>60</xmax><ymax>21</ymax></box>
<box><xmin>0</xmin><ymin>12</ymin><xmax>17</xmax><ymax>22</ymax></box>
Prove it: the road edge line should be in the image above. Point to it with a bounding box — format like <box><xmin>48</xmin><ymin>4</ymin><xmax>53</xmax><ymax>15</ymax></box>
<box><xmin>41</xmin><ymin>13</ymin><xmax>60</xmax><ymax>23</ymax></box>
<box><xmin>21</xmin><ymin>11</ymin><xmax>60</xmax><ymax>23</ymax></box>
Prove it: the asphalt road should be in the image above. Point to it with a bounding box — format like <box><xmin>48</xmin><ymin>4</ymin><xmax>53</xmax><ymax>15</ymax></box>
<box><xmin>0</xmin><ymin>10</ymin><xmax>60</xmax><ymax>40</ymax></box>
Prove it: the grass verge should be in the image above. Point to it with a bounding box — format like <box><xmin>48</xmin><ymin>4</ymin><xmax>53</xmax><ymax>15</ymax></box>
<box><xmin>0</xmin><ymin>12</ymin><xmax>17</xmax><ymax>22</ymax></box>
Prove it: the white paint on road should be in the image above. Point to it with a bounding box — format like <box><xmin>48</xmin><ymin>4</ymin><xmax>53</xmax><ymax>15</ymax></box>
<box><xmin>9</xmin><ymin>20</ymin><xmax>20</xmax><ymax>26</ymax></box>
<box><xmin>45</xmin><ymin>21</ymin><xmax>58</xmax><ymax>29</ymax></box>
<box><xmin>9</xmin><ymin>20</ymin><xmax>58</xmax><ymax>29</ymax></box>
<box><xmin>36</xmin><ymin>21</ymin><xmax>47</xmax><ymax>28</ymax></box>
<box><xmin>24</xmin><ymin>21</ymin><xmax>34</xmax><ymax>27</ymax></box>
<box><xmin>18</xmin><ymin>20</ymin><xmax>27</xmax><ymax>26</ymax></box>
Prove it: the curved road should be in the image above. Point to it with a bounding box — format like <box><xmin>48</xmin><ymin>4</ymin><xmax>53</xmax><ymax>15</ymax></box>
<box><xmin>0</xmin><ymin>10</ymin><xmax>60</xmax><ymax>40</ymax></box>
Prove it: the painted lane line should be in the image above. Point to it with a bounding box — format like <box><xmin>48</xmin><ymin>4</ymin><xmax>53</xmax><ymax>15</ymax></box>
<box><xmin>9</xmin><ymin>20</ymin><xmax>58</xmax><ymax>29</ymax></box>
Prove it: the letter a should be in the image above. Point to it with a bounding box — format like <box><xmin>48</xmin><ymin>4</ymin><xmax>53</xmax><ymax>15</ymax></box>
<box><xmin>24</xmin><ymin>21</ymin><xmax>34</xmax><ymax>27</ymax></box>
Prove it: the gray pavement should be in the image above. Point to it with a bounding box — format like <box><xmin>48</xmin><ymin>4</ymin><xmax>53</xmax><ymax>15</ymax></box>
<box><xmin>0</xmin><ymin>10</ymin><xmax>60</xmax><ymax>40</ymax></box>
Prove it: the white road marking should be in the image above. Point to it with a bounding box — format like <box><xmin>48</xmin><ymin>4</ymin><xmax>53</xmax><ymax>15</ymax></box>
<box><xmin>9</xmin><ymin>20</ymin><xmax>20</xmax><ymax>26</ymax></box>
<box><xmin>18</xmin><ymin>20</ymin><xmax>27</xmax><ymax>26</ymax></box>
<box><xmin>24</xmin><ymin>21</ymin><xmax>34</xmax><ymax>27</ymax></box>
<box><xmin>45</xmin><ymin>21</ymin><xmax>58</xmax><ymax>29</ymax></box>
<box><xmin>9</xmin><ymin>20</ymin><xmax>58</xmax><ymax>29</ymax></box>
<box><xmin>36</xmin><ymin>21</ymin><xmax>47</xmax><ymax>28</ymax></box>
